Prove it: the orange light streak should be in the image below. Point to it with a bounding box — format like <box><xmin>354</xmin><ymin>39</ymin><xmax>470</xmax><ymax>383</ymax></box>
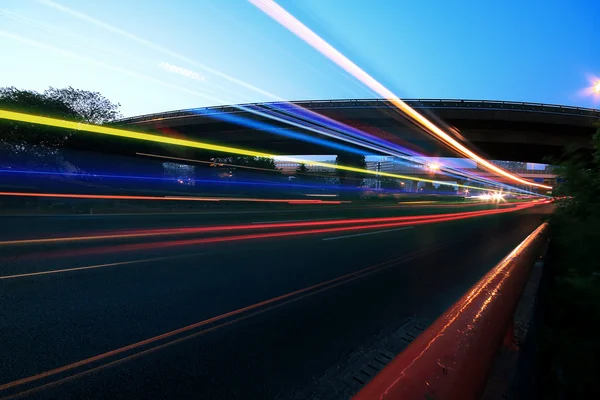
<box><xmin>249</xmin><ymin>0</ymin><xmax>552</xmax><ymax>190</ymax></box>
<box><xmin>0</xmin><ymin>191</ymin><xmax>344</xmax><ymax>204</ymax></box>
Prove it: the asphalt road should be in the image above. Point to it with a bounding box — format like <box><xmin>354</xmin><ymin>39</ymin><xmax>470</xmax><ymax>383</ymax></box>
<box><xmin>0</xmin><ymin>201</ymin><xmax>522</xmax><ymax>241</ymax></box>
<box><xmin>0</xmin><ymin>203</ymin><xmax>550</xmax><ymax>400</ymax></box>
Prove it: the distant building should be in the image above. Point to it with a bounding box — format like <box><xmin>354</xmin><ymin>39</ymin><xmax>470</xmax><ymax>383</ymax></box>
<box><xmin>163</xmin><ymin>162</ymin><xmax>196</xmax><ymax>186</ymax></box>
<box><xmin>366</xmin><ymin>157</ymin><xmax>426</xmax><ymax>175</ymax></box>
<box><xmin>275</xmin><ymin>160</ymin><xmax>336</xmax><ymax>175</ymax></box>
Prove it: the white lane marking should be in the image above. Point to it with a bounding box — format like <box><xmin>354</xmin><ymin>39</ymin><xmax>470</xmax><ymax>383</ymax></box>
<box><xmin>251</xmin><ymin>217</ymin><xmax>344</xmax><ymax>224</ymax></box>
<box><xmin>322</xmin><ymin>226</ymin><xmax>414</xmax><ymax>241</ymax></box>
<box><xmin>0</xmin><ymin>252</ymin><xmax>211</xmax><ymax>280</ymax></box>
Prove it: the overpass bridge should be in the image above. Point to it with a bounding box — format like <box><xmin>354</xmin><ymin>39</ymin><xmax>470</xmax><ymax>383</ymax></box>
<box><xmin>118</xmin><ymin>99</ymin><xmax>600</xmax><ymax>163</ymax></box>
<box><xmin>274</xmin><ymin>158</ymin><xmax>556</xmax><ymax>193</ymax></box>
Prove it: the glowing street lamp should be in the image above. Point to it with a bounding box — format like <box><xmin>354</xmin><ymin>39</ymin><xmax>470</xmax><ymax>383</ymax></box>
<box><xmin>582</xmin><ymin>76</ymin><xmax>600</xmax><ymax>99</ymax></box>
<box><xmin>426</xmin><ymin>163</ymin><xmax>440</xmax><ymax>172</ymax></box>
<box><xmin>492</xmin><ymin>191</ymin><xmax>505</xmax><ymax>201</ymax></box>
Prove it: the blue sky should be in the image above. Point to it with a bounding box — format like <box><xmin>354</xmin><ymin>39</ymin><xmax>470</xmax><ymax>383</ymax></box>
<box><xmin>1</xmin><ymin>0</ymin><xmax>599</xmax><ymax>118</ymax></box>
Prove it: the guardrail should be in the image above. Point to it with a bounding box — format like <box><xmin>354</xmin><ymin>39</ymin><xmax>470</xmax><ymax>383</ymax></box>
<box><xmin>353</xmin><ymin>221</ymin><xmax>549</xmax><ymax>400</ymax></box>
<box><xmin>116</xmin><ymin>99</ymin><xmax>600</xmax><ymax>124</ymax></box>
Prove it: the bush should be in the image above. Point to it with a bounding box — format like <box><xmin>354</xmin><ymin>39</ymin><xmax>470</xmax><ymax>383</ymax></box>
<box><xmin>539</xmin><ymin>129</ymin><xmax>600</xmax><ymax>398</ymax></box>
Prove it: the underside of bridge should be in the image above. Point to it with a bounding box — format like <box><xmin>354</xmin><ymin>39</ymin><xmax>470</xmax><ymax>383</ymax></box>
<box><xmin>112</xmin><ymin>99</ymin><xmax>599</xmax><ymax>164</ymax></box>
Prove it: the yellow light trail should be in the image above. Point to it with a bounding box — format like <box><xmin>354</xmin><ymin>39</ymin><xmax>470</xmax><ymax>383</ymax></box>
<box><xmin>136</xmin><ymin>152</ymin><xmax>365</xmax><ymax>183</ymax></box>
<box><xmin>0</xmin><ymin>109</ymin><xmax>515</xmax><ymax>193</ymax></box>
<box><xmin>10</xmin><ymin>2</ymin><xmax>542</xmax><ymax>193</ymax></box>
<box><xmin>4</xmin><ymin>7</ymin><xmax>542</xmax><ymax>193</ymax></box>
<box><xmin>249</xmin><ymin>0</ymin><xmax>552</xmax><ymax>190</ymax></box>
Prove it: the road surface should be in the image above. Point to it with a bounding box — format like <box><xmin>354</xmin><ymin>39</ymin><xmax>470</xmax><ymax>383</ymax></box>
<box><xmin>0</xmin><ymin>203</ymin><xmax>549</xmax><ymax>399</ymax></box>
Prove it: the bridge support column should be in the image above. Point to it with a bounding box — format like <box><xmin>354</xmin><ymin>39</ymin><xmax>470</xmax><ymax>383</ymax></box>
<box><xmin>407</xmin><ymin>180</ymin><xmax>421</xmax><ymax>193</ymax></box>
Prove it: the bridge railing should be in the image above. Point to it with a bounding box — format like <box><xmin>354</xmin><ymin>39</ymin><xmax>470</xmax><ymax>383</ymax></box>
<box><xmin>475</xmin><ymin>167</ymin><xmax>555</xmax><ymax>175</ymax></box>
<box><xmin>116</xmin><ymin>99</ymin><xmax>600</xmax><ymax>124</ymax></box>
<box><xmin>368</xmin><ymin>166</ymin><xmax>554</xmax><ymax>176</ymax></box>
<box><xmin>353</xmin><ymin>221</ymin><xmax>549</xmax><ymax>400</ymax></box>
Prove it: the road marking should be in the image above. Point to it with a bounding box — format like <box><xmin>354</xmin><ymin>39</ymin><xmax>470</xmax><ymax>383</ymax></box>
<box><xmin>0</xmin><ymin>244</ymin><xmax>444</xmax><ymax>395</ymax></box>
<box><xmin>251</xmin><ymin>217</ymin><xmax>343</xmax><ymax>224</ymax></box>
<box><xmin>0</xmin><ymin>232</ymin><xmax>170</xmax><ymax>246</ymax></box>
<box><xmin>322</xmin><ymin>226</ymin><xmax>414</xmax><ymax>241</ymax></box>
<box><xmin>0</xmin><ymin>252</ymin><xmax>210</xmax><ymax>280</ymax></box>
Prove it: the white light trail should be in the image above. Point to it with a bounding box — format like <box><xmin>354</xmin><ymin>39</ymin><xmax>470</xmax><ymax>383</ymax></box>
<box><xmin>31</xmin><ymin>0</ymin><xmax>543</xmax><ymax>194</ymax></box>
<box><xmin>249</xmin><ymin>0</ymin><xmax>552</xmax><ymax>190</ymax></box>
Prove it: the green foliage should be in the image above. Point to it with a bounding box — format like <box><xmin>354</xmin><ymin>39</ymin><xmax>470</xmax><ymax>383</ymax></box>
<box><xmin>435</xmin><ymin>184</ymin><xmax>456</xmax><ymax>193</ymax></box>
<box><xmin>420</xmin><ymin>181</ymin><xmax>435</xmax><ymax>193</ymax></box>
<box><xmin>540</xmin><ymin>128</ymin><xmax>600</xmax><ymax>398</ymax></box>
<box><xmin>293</xmin><ymin>163</ymin><xmax>330</xmax><ymax>184</ymax></box>
<box><xmin>44</xmin><ymin>86</ymin><xmax>122</xmax><ymax>124</ymax></box>
<box><xmin>295</xmin><ymin>163</ymin><xmax>309</xmax><ymax>174</ymax></box>
<box><xmin>0</xmin><ymin>87</ymin><xmax>75</xmax><ymax>118</ymax></box>
<box><xmin>380</xmin><ymin>177</ymin><xmax>403</xmax><ymax>190</ymax></box>
<box><xmin>0</xmin><ymin>86</ymin><xmax>122</xmax><ymax>167</ymax></box>
<box><xmin>335</xmin><ymin>153</ymin><xmax>366</xmax><ymax>187</ymax></box>
<box><xmin>551</xmin><ymin>130</ymin><xmax>600</xmax><ymax>276</ymax></box>
<box><xmin>212</xmin><ymin>156</ymin><xmax>279</xmax><ymax>171</ymax></box>
<box><xmin>0</xmin><ymin>87</ymin><xmax>77</xmax><ymax>167</ymax></box>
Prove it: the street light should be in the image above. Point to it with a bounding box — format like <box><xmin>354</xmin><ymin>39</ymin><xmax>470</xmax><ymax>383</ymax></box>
<box><xmin>426</xmin><ymin>163</ymin><xmax>440</xmax><ymax>172</ymax></box>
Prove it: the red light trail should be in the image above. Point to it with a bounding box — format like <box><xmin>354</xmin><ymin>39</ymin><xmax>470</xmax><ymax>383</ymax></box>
<box><xmin>0</xmin><ymin>202</ymin><xmax>549</xmax><ymax>266</ymax></box>
<box><xmin>0</xmin><ymin>202</ymin><xmax>542</xmax><ymax>247</ymax></box>
<box><xmin>107</xmin><ymin>203</ymin><xmax>541</xmax><ymax>252</ymax></box>
<box><xmin>0</xmin><ymin>201</ymin><xmax>550</xmax><ymax>396</ymax></box>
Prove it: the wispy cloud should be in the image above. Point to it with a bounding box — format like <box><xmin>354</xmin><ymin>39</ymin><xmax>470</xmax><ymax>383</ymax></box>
<box><xmin>159</xmin><ymin>62</ymin><xmax>206</xmax><ymax>82</ymax></box>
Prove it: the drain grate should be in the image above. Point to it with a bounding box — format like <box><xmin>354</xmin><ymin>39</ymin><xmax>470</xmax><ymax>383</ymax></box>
<box><xmin>292</xmin><ymin>317</ymin><xmax>432</xmax><ymax>400</ymax></box>
<box><xmin>340</xmin><ymin>349</ymin><xmax>397</xmax><ymax>391</ymax></box>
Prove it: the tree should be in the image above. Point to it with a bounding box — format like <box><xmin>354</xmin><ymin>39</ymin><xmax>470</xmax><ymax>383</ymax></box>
<box><xmin>0</xmin><ymin>87</ymin><xmax>77</xmax><ymax>167</ymax></box>
<box><xmin>0</xmin><ymin>86</ymin><xmax>123</xmax><ymax>168</ymax></box>
<box><xmin>380</xmin><ymin>178</ymin><xmax>404</xmax><ymax>190</ymax></box>
<box><xmin>435</xmin><ymin>184</ymin><xmax>456</xmax><ymax>194</ymax></box>
<box><xmin>296</xmin><ymin>163</ymin><xmax>309</xmax><ymax>174</ymax></box>
<box><xmin>212</xmin><ymin>156</ymin><xmax>278</xmax><ymax>170</ymax></box>
<box><xmin>44</xmin><ymin>87</ymin><xmax>122</xmax><ymax>124</ymax></box>
<box><xmin>210</xmin><ymin>156</ymin><xmax>280</xmax><ymax>180</ymax></box>
<box><xmin>420</xmin><ymin>182</ymin><xmax>435</xmax><ymax>193</ymax></box>
<box><xmin>293</xmin><ymin>162</ymin><xmax>329</xmax><ymax>184</ymax></box>
<box><xmin>247</xmin><ymin>157</ymin><xmax>278</xmax><ymax>170</ymax></box>
<box><xmin>335</xmin><ymin>153</ymin><xmax>366</xmax><ymax>187</ymax></box>
<box><xmin>536</xmin><ymin>128</ymin><xmax>600</xmax><ymax>398</ymax></box>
